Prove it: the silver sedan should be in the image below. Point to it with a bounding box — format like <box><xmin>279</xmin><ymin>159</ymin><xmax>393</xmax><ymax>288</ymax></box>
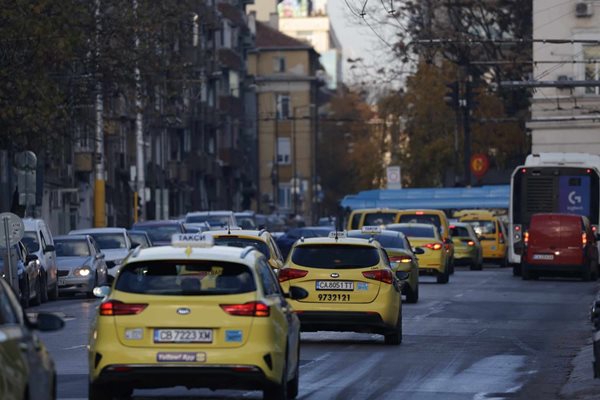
<box><xmin>54</xmin><ymin>235</ymin><xmax>108</xmax><ymax>297</ymax></box>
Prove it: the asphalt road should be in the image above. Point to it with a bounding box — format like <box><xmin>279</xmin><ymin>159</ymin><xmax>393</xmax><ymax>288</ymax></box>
<box><xmin>31</xmin><ymin>264</ymin><xmax>598</xmax><ymax>400</ymax></box>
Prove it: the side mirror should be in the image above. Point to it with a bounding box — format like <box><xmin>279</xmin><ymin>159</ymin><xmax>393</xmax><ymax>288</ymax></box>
<box><xmin>286</xmin><ymin>286</ymin><xmax>309</xmax><ymax>300</ymax></box>
<box><xmin>44</xmin><ymin>245</ymin><xmax>55</xmax><ymax>253</ymax></box>
<box><xmin>412</xmin><ymin>247</ymin><xmax>425</xmax><ymax>255</ymax></box>
<box><xmin>95</xmin><ymin>253</ymin><xmax>105</xmax><ymax>260</ymax></box>
<box><xmin>93</xmin><ymin>285</ymin><xmax>111</xmax><ymax>298</ymax></box>
<box><xmin>25</xmin><ymin>254</ymin><xmax>38</xmax><ymax>263</ymax></box>
<box><xmin>395</xmin><ymin>271</ymin><xmax>409</xmax><ymax>281</ymax></box>
<box><xmin>30</xmin><ymin>312</ymin><xmax>65</xmax><ymax>332</ymax></box>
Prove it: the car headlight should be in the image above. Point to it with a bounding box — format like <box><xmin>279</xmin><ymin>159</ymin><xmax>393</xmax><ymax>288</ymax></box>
<box><xmin>74</xmin><ymin>266</ymin><xmax>91</xmax><ymax>277</ymax></box>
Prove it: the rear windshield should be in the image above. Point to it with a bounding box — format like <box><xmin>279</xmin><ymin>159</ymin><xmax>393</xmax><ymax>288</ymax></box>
<box><xmin>347</xmin><ymin>233</ymin><xmax>406</xmax><ymax>249</ymax></box>
<box><xmin>399</xmin><ymin>214</ymin><xmax>441</xmax><ymax>229</ymax></box>
<box><xmin>128</xmin><ymin>233</ymin><xmax>150</xmax><ymax>247</ymax></box>
<box><xmin>467</xmin><ymin>220</ymin><xmax>496</xmax><ymax>235</ymax></box>
<box><xmin>291</xmin><ymin>245</ymin><xmax>380</xmax><ymax>269</ymax></box>
<box><xmin>55</xmin><ymin>240</ymin><xmax>90</xmax><ymax>257</ymax></box>
<box><xmin>186</xmin><ymin>215</ymin><xmax>231</xmax><ymax>227</ymax></box>
<box><xmin>364</xmin><ymin>213</ymin><xmax>397</xmax><ymax>226</ymax></box>
<box><xmin>450</xmin><ymin>227</ymin><xmax>470</xmax><ymax>237</ymax></box>
<box><xmin>89</xmin><ymin>233</ymin><xmax>127</xmax><ymax>249</ymax></box>
<box><xmin>134</xmin><ymin>225</ymin><xmax>182</xmax><ymax>242</ymax></box>
<box><xmin>388</xmin><ymin>225</ymin><xmax>435</xmax><ymax>238</ymax></box>
<box><xmin>115</xmin><ymin>261</ymin><xmax>256</xmax><ymax>295</ymax></box>
<box><xmin>213</xmin><ymin>236</ymin><xmax>270</xmax><ymax>258</ymax></box>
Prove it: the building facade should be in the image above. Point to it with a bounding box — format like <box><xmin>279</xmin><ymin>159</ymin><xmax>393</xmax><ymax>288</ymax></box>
<box><xmin>248</xmin><ymin>20</ymin><xmax>321</xmax><ymax>222</ymax></box>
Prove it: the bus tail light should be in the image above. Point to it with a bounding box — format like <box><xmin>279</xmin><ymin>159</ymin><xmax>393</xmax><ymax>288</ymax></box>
<box><xmin>362</xmin><ymin>269</ymin><xmax>394</xmax><ymax>284</ymax></box>
<box><xmin>513</xmin><ymin>225</ymin><xmax>523</xmax><ymax>242</ymax></box>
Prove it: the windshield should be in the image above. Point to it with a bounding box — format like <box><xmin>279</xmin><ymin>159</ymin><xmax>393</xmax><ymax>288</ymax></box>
<box><xmin>22</xmin><ymin>232</ymin><xmax>40</xmax><ymax>252</ymax></box>
<box><xmin>399</xmin><ymin>214</ymin><xmax>442</xmax><ymax>230</ymax></box>
<box><xmin>236</xmin><ymin>217</ymin><xmax>256</xmax><ymax>230</ymax></box>
<box><xmin>347</xmin><ymin>233</ymin><xmax>406</xmax><ymax>249</ymax></box>
<box><xmin>291</xmin><ymin>245</ymin><xmax>380</xmax><ymax>269</ymax></box>
<box><xmin>88</xmin><ymin>233</ymin><xmax>127</xmax><ymax>249</ymax></box>
<box><xmin>129</xmin><ymin>233</ymin><xmax>150</xmax><ymax>247</ymax></box>
<box><xmin>450</xmin><ymin>226</ymin><xmax>471</xmax><ymax>237</ymax></box>
<box><xmin>364</xmin><ymin>212</ymin><xmax>397</xmax><ymax>226</ymax></box>
<box><xmin>212</xmin><ymin>236</ymin><xmax>270</xmax><ymax>258</ymax></box>
<box><xmin>134</xmin><ymin>225</ymin><xmax>182</xmax><ymax>242</ymax></box>
<box><xmin>285</xmin><ymin>228</ymin><xmax>331</xmax><ymax>240</ymax></box>
<box><xmin>115</xmin><ymin>260</ymin><xmax>256</xmax><ymax>295</ymax></box>
<box><xmin>186</xmin><ymin>215</ymin><xmax>231</xmax><ymax>227</ymax></box>
<box><xmin>55</xmin><ymin>240</ymin><xmax>90</xmax><ymax>257</ymax></box>
<box><xmin>467</xmin><ymin>220</ymin><xmax>497</xmax><ymax>235</ymax></box>
<box><xmin>388</xmin><ymin>225</ymin><xmax>436</xmax><ymax>238</ymax></box>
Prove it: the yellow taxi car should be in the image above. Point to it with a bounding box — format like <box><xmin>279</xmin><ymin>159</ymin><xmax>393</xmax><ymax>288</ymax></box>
<box><xmin>450</xmin><ymin>223</ymin><xmax>483</xmax><ymax>270</ymax></box>
<box><xmin>387</xmin><ymin>223</ymin><xmax>450</xmax><ymax>283</ymax></box>
<box><xmin>347</xmin><ymin>227</ymin><xmax>421</xmax><ymax>303</ymax></box>
<box><xmin>346</xmin><ymin>208</ymin><xmax>400</xmax><ymax>230</ymax></box>
<box><xmin>89</xmin><ymin>233</ymin><xmax>306</xmax><ymax>400</ymax></box>
<box><xmin>459</xmin><ymin>211</ymin><xmax>508</xmax><ymax>267</ymax></box>
<box><xmin>278</xmin><ymin>232</ymin><xmax>404</xmax><ymax>345</ymax></box>
<box><xmin>207</xmin><ymin>228</ymin><xmax>285</xmax><ymax>271</ymax></box>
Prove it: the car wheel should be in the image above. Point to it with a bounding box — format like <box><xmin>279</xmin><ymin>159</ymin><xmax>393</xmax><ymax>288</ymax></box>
<box><xmin>405</xmin><ymin>283</ymin><xmax>419</xmax><ymax>303</ymax></box>
<box><xmin>521</xmin><ymin>263</ymin><xmax>532</xmax><ymax>280</ymax></box>
<box><xmin>31</xmin><ymin>275</ymin><xmax>42</xmax><ymax>306</ymax></box>
<box><xmin>384</xmin><ymin>312</ymin><xmax>402</xmax><ymax>345</ymax></box>
<box><xmin>263</xmin><ymin>352</ymin><xmax>288</xmax><ymax>400</ymax></box>
<box><xmin>583</xmin><ymin>261</ymin><xmax>593</xmax><ymax>281</ymax></box>
<box><xmin>436</xmin><ymin>267</ymin><xmax>449</xmax><ymax>284</ymax></box>
<box><xmin>512</xmin><ymin>263</ymin><xmax>521</xmax><ymax>277</ymax></box>
<box><xmin>20</xmin><ymin>277</ymin><xmax>30</xmax><ymax>309</ymax></box>
<box><xmin>40</xmin><ymin>273</ymin><xmax>49</xmax><ymax>303</ymax></box>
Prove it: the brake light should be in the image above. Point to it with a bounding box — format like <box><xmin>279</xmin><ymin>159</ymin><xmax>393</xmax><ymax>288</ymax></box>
<box><xmin>582</xmin><ymin>232</ymin><xmax>588</xmax><ymax>248</ymax></box>
<box><xmin>499</xmin><ymin>231</ymin><xmax>505</xmax><ymax>244</ymax></box>
<box><xmin>425</xmin><ymin>243</ymin><xmax>443</xmax><ymax>250</ymax></box>
<box><xmin>415</xmin><ymin>211</ymin><xmax>425</xmax><ymax>215</ymax></box>
<box><xmin>467</xmin><ymin>240</ymin><xmax>475</xmax><ymax>246</ymax></box>
<box><xmin>523</xmin><ymin>231</ymin><xmax>529</xmax><ymax>245</ymax></box>
<box><xmin>362</xmin><ymin>269</ymin><xmax>394</xmax><ymax>284</ymax></box>
<box><xmin>389</xmin><ymin>255</ymin><xmax>412</xmax><ymax>264</ymax></box>
<box><xmin>220</xmin><ymin>301</ymin><xmax>270</xmax><ymax>317</ymax></box>
<box><xmin>521</xmin><ymin>168</ymin><xmax>526</xmax><ymax>173</ymax></box>
<box><xmin>99</xmin><ymin>300</ymin><xmax>147</xmax><ymax>316</ymax></box>
<box><xmin>278</xmin><ymin>268</ymin><xmax>308</xmax><ymax>282</ymax></box>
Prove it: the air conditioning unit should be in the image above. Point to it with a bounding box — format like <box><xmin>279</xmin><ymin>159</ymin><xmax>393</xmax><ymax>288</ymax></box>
<box><xmin>576</xmin><ymin>2</ymin><xmax>593</xmax><ymax>17</ymax></box>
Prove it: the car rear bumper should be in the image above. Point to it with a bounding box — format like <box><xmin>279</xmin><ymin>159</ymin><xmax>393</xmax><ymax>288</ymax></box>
<box><xmin>93</xmin><ymin>364</ymin><xmax>271</xmax><ymax>391</ymax></box>
<box><xmin>524</xmin><ymin>263</ymin><xmax>586</xmax><ymax>273</ymax></box>
<box><xmin>296</xmin><ymin>311</ymin><xmax>394</xmax><ymax>333</ymax></box>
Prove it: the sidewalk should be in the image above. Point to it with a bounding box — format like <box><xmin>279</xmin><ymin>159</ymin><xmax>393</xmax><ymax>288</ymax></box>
<box><xmin>560</xmin><ymin>339</ymin><xmax>600</xmax><ymax>399</ymax></box>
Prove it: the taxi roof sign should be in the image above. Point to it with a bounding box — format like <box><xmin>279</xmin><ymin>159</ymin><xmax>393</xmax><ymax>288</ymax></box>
<box><xmin>171</xmin><ymin>233</ymin><xmax>214</xmax><ymax>248</ymax></box>
<box><xmin>328</xmin><ymin>231</ymin><xmax>347</xmax><ymax>239</ymax></box>
<box><xmin>361</xmin><ymin>226</ymin><xmax>382</xmax><ymax>234</ymax></box>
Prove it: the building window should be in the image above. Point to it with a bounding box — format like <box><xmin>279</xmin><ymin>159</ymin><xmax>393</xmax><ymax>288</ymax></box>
<box><xmin>278</xmin><ymin>184</ymin><xmax>291</xmax><ymax>210</ymax></box>
<box><xmin>584</xmin><ymin>45</ymin><xmax>600</xmax><ymax>94</ymax></box>
<box><xmin>276</xmin><ymin>94</ymin><xmax>290</xmax><ymax>119</ymax></box>
<box><xmin>273</xmin><ymin>56</ymin><xmax>286</xmax><ymax>72</ymax></box>
<box><xmin>277</xmin><ymin>137</ymin><xmax>291</xmax><ymax>165</ymax></box>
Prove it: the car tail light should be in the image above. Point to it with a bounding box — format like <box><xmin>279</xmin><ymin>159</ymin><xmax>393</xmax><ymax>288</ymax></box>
<box><xmin>523</xmin><ymin>231</ymin><xmax>529</xmax><ymax>246</ymax></box>
<box><xmin>99</xmin><ymin>300</ymin><xmax>147</xmax><ymax>316</ymax></box>
<box><xmin>221</xmin><ymin>301</ymin><xmax>270</xmax><ymax>317</ymax></box>
<box><xmin>582</xmin><ymin>232</ymin><xmax>588</xmax><ymax>248</ymax></box>
<box><xmin>362</xmin><ymin>269</ymin><xmax>394</xmax><ymax>284</ymax></box>
<box><xmin>278</xmin><ymin>268</ymin><xmax>308</xmax><ymax>282</ymax></box>
<box><xmin>467</xmin><ymin>240</ymin><xmax>475</xmax><ymax>246</ymax></box>
<box><xmin>389</xmin><ymin>255</ymin><xmax>412</xmax><ymax>264</ymax></box>
<box><xmin>425</xmin><ymin>243</ymin><xmax>443</xmax><ymax>250</ymax></box>
<box><xmin>498</xmin><ymin>231</ymin><xmax>505</xmax><ymax>244</ymax></box>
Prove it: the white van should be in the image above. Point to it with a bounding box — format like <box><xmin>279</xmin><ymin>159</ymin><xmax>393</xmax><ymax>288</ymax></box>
<box><xmin>22</xmin><ymin>218</ymin><xmax>58</xmax><ymax>301</ymax></box>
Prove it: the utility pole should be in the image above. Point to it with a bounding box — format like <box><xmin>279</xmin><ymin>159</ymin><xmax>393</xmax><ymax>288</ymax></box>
<box><xmin>133</xmin><ymin>0</ymin><xmax>145</xmax><ymax>221</ymax></box>
<box><xmin>463</xmin><ymin>79</ymin><xmax>472</xmax><ymax>186</ymax></box>
<box><xmin>93</xmin><ymin>0</ymin><xmax>106</xmax><ymax>227</ymax></box>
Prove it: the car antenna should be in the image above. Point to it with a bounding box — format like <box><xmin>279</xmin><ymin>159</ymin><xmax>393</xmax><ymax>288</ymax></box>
<box><xmin>227</xmin><ymin>224</ymin><xmax>231</xmax><ymax>235</ymax></box>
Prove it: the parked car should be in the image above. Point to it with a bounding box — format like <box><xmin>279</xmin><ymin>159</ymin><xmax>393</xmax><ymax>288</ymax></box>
<box><xmin>184</xmin><ymin>211</ymin><xmax>238</xmax><ymax>230</ymax></box>
<box><xmin>54</xmin><ymin>235</ymin><xmax>109</xmax><ymax>297</ymax></box>
<box><xmin>522</xmin><ymin>213</ymin><xmax>599</xmax><ymax>280</ymax></box>
<box><xmin>0</xmin><ymin>241</ymin><xmax>43</xmax><ymax>308</ymax></box>
<box><xmin>275</xmin><ymin>226</ymin><xmax>333</xmax><ymax>259</ymax></box>
<box><xmin>127</xmin><ymin>230</ymin><xmax>152</xmax><ymax>248</ymax></box>
<box><xmin>22</xmin><ymin>218</ymin><xmax>59</xmax><ymax>302</ymax></box>
<box><xmin>68</xmin><ymin>228</ymin><xmax>134</xmax><ymax>281</ymax></box>
<box><xmin>0</xmin><ymin>276</ymin><xmax>64</xmax><ymax>400</ymax></box>
<box><xmin>131</xmin><ymin>220</ymin><xmax>185</xmax><ymax>246</ymax></box>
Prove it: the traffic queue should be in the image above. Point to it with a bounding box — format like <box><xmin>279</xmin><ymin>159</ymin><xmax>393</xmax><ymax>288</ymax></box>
<box><xmin>4</xmin><ymin>206</ymin><xmax>600</xmax><ymax>399</ymax></box>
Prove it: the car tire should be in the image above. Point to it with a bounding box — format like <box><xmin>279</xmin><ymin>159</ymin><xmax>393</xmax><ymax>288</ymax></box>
<box><xmin>384</xmin><ymin>312</ymin><xmax>403</xmax><ymax>345</ymax></box>
<box><xmin>521</xmin><ymin>263</ymin><xmax>532</xmax><ymax>280</ymax></box>
<box><xmin>31</xmin><ymin>276</ymin><xmax>42</xmax><ymax>306</ymax></box>
<box><xmin>436</xmin><ymin>267</ymin><xmax>449</xmax><ymax>284</ymax></box>
<box><xmin>287</xmin><ymin>346</ymin><xmax>300</xmax><ymax>399</ymax></box>
<box><xmin>405</xmin><ymin>284</ymin><xmax>419</xmax><ymax>303</ymax></box>
<box><xmin>512</xmin><ymin>263</ymin><xmax>521</xmax><ymax>277</ymax></box>
<box><xmin>40</xmin><ymin>273</ymin><xmax>49</xmax><ymax>303</ymax></box>
<box><xmin>20</xmin><ymin>277</ymin><xmax>30</xmax><ymax>309</ymax></box>
<box><xmin>48</xmin><ymin>277</ymin><xmax>59</xmax><ymax>301</ymax></box>
<box><xmin>263</xmin><ymin>353</ymin><xmax>288</xmax><ymax>400</ymax></box>
<box><xmin>583</xmin><ymin>261</ymin><xmax>593</xmax><ymax>281</ymax></box>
